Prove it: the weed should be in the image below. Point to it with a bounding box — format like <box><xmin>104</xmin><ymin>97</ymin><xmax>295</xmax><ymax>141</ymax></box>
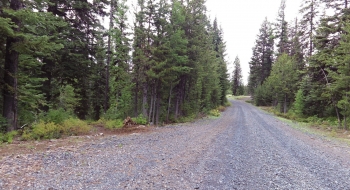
<box><xmin>209</xmin><ymin>109</ymin><xmax>220</xmax><ymax>117</ymax></box>
<box><xmin>42</xmin><ymin>108</ymin><xmax>69</xmax><ymax>125</ymax></box>
<box><xmin>62</xmin><ymin>118</ymin><xmax>91</xmax><ymax>135</ymax></box>
<box><xmin>0</xmin><ymin>131</ymin><xmax>18</xmax><ymax>143</ymax></box>
<box><xmin>217</xmin><ymin>106</ymin><xmax>226</xmax><ymax>112</ymax></box>
<box><xmin>132</xmin><ymin>114</ymin><xmax>148</xmax><ymax>125</ymax></box>
<box><xmin>105</xmin><ymin>119</ymin><xmax>124</xmax><ymax>129</ymax></box>
<box><xmin>176</xmin><ymin>114</ymin><xmax>196</xmax><ymax>123</ymax></box>
<box><xmin>31</xmin><ymin>121</ymin><xmax>63</xmax><ymax>140</ymax></box>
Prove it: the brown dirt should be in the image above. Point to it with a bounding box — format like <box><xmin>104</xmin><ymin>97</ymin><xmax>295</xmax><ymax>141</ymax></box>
<box><xmin>0</xmin><ymin>125</ymin><xmax>153</xmax><ymax>159</ymax></box>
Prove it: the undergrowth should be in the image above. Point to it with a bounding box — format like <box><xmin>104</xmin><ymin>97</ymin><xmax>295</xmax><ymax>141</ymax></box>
<box><xmin>260</xmin><ymin>106</ymin><xmax>349</xmax><ymax>141</ymax></box>
<box><xmin>21</xmin><ymin>118</ymin><xmax>91</xmax><ymax>140</ymax></box>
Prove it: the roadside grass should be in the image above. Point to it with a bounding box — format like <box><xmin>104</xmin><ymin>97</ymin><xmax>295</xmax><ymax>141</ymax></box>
<box><xmin>227</xmin><ymin>95</ymin><xmax>251</xmax><ymax>101</ymax></box>
<box><xmin>260</xmin><ymin>106</ymin><xmax>350</xmax><ymax>145</ymax></box>
<box><xmin>0</xmin><ymin>113</ymin><xmax>150</xmax><ymax>145</ymax></box>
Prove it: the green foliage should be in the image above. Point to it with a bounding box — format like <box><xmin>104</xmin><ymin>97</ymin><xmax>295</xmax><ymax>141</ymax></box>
<box><xmin>209</xmin><ymin>109</ymin><xmax>220</xmax><ymax>117</ymax></box>
<box><xmin>0</xmin><ymin>131</ymin><xmax>18</xmax><ymax>143</ymax></box>
<box><xmin>21</xmin><ymin>118</ymin><xmax>90</xmax><ymax>140</ymax></box>
<box><xmin>105</xmin><ymin>119</ymin><xmax>124</xmax><ymax>129</ymax></box>
<box><xmin>132</xmin><ymin>114</ymin><xmax>148</xmax><ymax>125</ymax></box>
<box><xmin>292</xmin><ymin>89</ymin><xmax>305</xmax><ymax>116</ymax></box>
<box><xmin>42</xmin><ymin>108</ymin><xmax>70</xmax><ymax>125</ymax></box>
<box><xmin>30</xmin><ymin>121</ymin><xmax>63</xmax><ymax>140</ymax></box>
<box><xmin>232</xmin><ymin>56</ymin><xmax>244</xmax><ymax>96</ymax></box>
<box><xmin>176</xmin><ymin>114</ymin><xmax>196</xmax><ymax>123</ymax></box>
<box><xmin>58</xmin><ymin>85</ymin><xmax>79</xmax><ymax>114</ymax></box>
<box><xmin>0</xmin><ymin>116</ymin><xmax>8</xmax><ymax>132</ymax></box>
<box><xmin>62</xmin><ymin>118</ymin><xmax>91</xmax><ymax>136</ymax></box>
<box><xmin>1</xmin><ymin>0</ymin><xmax>231</xmax><ymax>129</ymax></box>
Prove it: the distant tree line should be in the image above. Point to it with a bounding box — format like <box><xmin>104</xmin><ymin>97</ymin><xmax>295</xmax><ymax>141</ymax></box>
<box><xmin>248</xmin><ymin>0</ymin><xmax>350</xmax><ymax>129</ymax></box>
<box><xmin>0</xmin><ymin>0</ymin><xmax>230</xmax><ymax>131</ymax></box>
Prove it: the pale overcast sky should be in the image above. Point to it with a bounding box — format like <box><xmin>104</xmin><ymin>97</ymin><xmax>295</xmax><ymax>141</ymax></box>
<box><xmin>205</xmin><ymin>0</ymin><xmax>303</xmax><ymax>84</ymax></box>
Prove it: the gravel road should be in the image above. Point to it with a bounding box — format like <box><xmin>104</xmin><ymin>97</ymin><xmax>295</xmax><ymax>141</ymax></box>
<box><xmin>1</xmin><ymin>100</ymin><xmax>350</xmax><ymax>189</ymax></box>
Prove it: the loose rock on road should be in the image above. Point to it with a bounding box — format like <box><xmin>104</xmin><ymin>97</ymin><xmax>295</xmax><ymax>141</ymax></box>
<box><xmin>1</xmin><ymin>100</ymin><xmax>350</xmax><ymax>189</ymax></box>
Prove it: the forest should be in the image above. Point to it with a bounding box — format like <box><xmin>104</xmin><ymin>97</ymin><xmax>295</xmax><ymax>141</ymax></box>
<box><xmin>247</xmin><ymin>0</ymin><xmax>350</xmax><ymax>129</ymax></box>
<box><xmin>0</xmin><ymin>0</ymin><xmax>231</xmax><ymax>135</ymax></box>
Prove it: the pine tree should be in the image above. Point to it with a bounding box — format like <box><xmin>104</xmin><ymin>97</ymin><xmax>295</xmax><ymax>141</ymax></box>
<box><xmin>212</xmin><ymin>18</ymin><xmax>229</xmax><ymax>105</ymax></box>
<box><xmin>109</xmin><ymin>0</ymin><xmax>133</xmax><ymax>120</ymax></box>
<box><xmin>275</xmin><ymin>0</ymin><xmax>289</xmax><ymax>55</ymax></box>
<box><xmin>232</xmin><ymin>56</ymin><xmax>243</xmax><ymax>96</ymax></box>
<box><xmin>300</xmin><ymin>0</ymin><xmax>320</xmax><ymax>57</ymax></box>
<box><xmin>2</xmin><ymin>0</ymin><xmax>23</xmax><ymax>131</ymax></box>
<box><xmin>248</xmin><ymin>18</ymin><xmax>274</xmax><ymax>95</ymax></box>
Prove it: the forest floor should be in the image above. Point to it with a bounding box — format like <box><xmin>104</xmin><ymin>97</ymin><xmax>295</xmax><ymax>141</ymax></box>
<box><xmin>1</xmin><ymin>99</ymin><xmax>350</xmax><ymax>189</ymax></box>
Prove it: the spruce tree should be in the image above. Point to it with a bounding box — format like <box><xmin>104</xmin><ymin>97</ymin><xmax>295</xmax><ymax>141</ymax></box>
<box><xmin>232</xmin><ymin>56</ymin><xmax>243</xmax><ymax>96</ymax></box>
<box><xmin>248</xmin><ymin>18</ymin><xmax>274</xmax><ymax>95</ymax></box>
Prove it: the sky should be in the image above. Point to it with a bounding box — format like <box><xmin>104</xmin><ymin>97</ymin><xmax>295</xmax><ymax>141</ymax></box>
<box><xmin>205</xmin><ymin>0</ymin><xmax>303</xmax><ymax>84</ymax></box>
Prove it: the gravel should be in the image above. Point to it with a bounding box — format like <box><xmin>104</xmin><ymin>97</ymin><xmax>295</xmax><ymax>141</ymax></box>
<box><xmin>1</xmin><ymin>100</ymin><xmax>350</xmax><ymax>189</ymax></box>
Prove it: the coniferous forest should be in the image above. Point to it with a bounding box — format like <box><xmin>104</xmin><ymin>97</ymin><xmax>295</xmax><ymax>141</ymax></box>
<box><xmin>0</xmin><ymin>0</ymin><xmax>230</xmax><ymax>134</ymax></box>
<box><xmin>249</xmin><ymin>0</ymin><xmax>350</xmax><ymax>130</ymax></box>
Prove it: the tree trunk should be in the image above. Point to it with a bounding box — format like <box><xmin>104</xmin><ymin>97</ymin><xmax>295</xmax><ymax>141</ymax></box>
<box><xmin>283</xmin><ymin>93</ymin><xmax>287</xmax><ymax>114</ymax></box>
<box><xmin>345</xmin><ymin>0</ymin><xmax>348</xmax><ymax>9</ymax></box>
<box><xmin>152</xmin><ymin>85</ymin><xmax>157</xmax><ymax>125</ymax></box>
<box><xmin>148</xmin><ymin>85</ymin><xmax>154</xmax><ymax>123</ymax></box>
<box><xmin>142</xmin><ymin>83</ymin><xmax>148</xmax><ymax>118</ymax></box>
<box><xmin>134</xmin><ymin>81</ymin><xmax>139</xmax><ymax>117</ymax></box>
<box><xmin>156</xmin><ymin>98</ymin><xmax>160</xmax><ymax>126</ymax></box>
<box><xmin>104</xmin><ymin>0</ymin><xmax>114</xmax><ymax>113</ymax></box>
<box><xmin>166</xmin><ymin>84</ymin><xmax>173</xmax><ymax>122</ymax></box>
<box><xmin>3</xmin><ymin>0</ymin><xmax>22</xmax><ymax>132</ymax></box>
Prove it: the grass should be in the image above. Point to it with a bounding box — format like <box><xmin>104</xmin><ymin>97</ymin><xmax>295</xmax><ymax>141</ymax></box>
<box><xmin>260</xmin><ymin>106</ymin><xmax>350</xmax><ymax>145</ymax></box>
<box><xmin>227</xmin><ymin>95</ymin><xmax>252</xmax><ymax>102</ymax></box>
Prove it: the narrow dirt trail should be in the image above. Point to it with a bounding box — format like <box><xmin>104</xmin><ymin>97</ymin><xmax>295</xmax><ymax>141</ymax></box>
<box><xmin>1</xmin><ymin>100</ymin><xmax>350</xmax><ymax>189</ymax></box>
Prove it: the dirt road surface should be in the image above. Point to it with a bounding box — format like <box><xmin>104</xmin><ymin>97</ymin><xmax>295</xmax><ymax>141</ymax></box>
<box><xmin>1</xmin><ymin>100</ymin><xmax>350</xmax><ymax>189</ymax></box>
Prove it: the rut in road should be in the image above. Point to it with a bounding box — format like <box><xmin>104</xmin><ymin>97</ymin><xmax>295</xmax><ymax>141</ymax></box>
<box><xmin>1</xmin><ymin>100</ymin><xmax>350</xmax><ymax>189</ymax></box>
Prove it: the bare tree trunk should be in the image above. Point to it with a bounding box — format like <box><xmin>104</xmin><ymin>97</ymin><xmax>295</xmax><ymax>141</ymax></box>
<box><xmin>283</xmin><ymin>93</ymin><xmax>287</xmax><ymax>114</ymax></box>
<box><xmin>142</xmin><ymin>83</ymin><xmax>148</xmax><ymax>118</ymax></box>
<box><xmin>148</xmin><ymin>85</ymin><xmax>154</xmax><ymax>123</ymax></box>
<box><xmin>309</xmin><ymin>0</ymin><xmax>314</xmax><ymax>57</ymax></box>
<box><xmin>345</xmin><ymin>91</ymin><xmax>348</xmax><ymax>130</ymax></box>
<box><xmin>152</xmin><ymin>85</ymin><xmax>157</xmax><ymax>125</ymax></box>
<box><xmin>166</xmin><ymin>84</ymin><xmax>173</xmax><ymax>122</ymax></box>
<box><xmin>134</xmin><ymin>82</ymin><xmax>139</xmax><ymax>117</ymax></box>
<box><xmin>345</xmin><ymin>0</ymin><xmax>348</xmax><ymax>9</ymax></box>
<box><xmin>3</xmin><ymin>0</ymin><xmax>22</xmax><ymax>132</ymax></box>
<box><xmin>156</xmin><ymin>98</ymin><xmax>160</xmax><ymax>126</ymax></box>
<box><xmin>104</xmin><ymin>0</ymin><xmax>114</xmax><ymax>113</ymax></box>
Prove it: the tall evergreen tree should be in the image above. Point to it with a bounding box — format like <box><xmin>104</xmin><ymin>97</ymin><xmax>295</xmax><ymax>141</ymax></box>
<box><xmin>248</xmin><ymin>18</ymin><xmax>274</xmax><ymax>94</ymax></box>
<box><xmin>275</xmin><ymin>0</ymin><xmax>289</xmax><ymax>55</ymax></box>
<box><xmin>232</xmin><ymin>56</ymin><xmax>243</xmax><ymax>96</ymax></box>
<box><xmin>300</xmin><ymin>0</ymin><xmax>320</xmax><ymax>57</ymax></box>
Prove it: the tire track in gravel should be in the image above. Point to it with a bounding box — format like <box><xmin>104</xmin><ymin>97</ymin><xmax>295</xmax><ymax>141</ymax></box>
<box><xmin>198</xmin><ymin>100</ymin><xmax>350</xmax><ymax>190</ymax></box>
<box><xmin>1</xmin><ymin>100</ymin><xmax>350</xmax><ymax>189</ymax></box>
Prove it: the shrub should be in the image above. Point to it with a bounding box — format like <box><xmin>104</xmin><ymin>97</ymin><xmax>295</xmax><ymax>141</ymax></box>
<box><xmin>217</xmin><ymin>106</ymin><xmax>226</xmax><ymax>112</ymax></box>
<box><xmin>209</xmin><ymin>109</ymin><xmax>220</xmax><ymax>117</ymax></box>
<box><xmin>105</xmin><ymin>119</ymin><xmax>124</xmax><ymax>129</ymax></box>
<box><xmin>224</xmin><ymin>101</ymin><xmax>232</xmax><ymax>107</ymax></box>
<box><xmin>0</xmin><ymin>116</ymin><xmax>7</xmax><ymax>132</ymax></box>
<box><xmin>176</xmin><ymin>114</ymin><xmax>196</xmax><ymax>123</ymax></box>
<box><xmin>292</xmin><ymin>89</ymin><xmax>305</xmax><ymax>116</ymax></box>
<box><xmin>132</xmin><ymin>114</ymin><xmax>148</xmax><ymax>125</ymax></box>
<box><xmin>0</xmin><ymin>131</ymin><xmax>18</xmax><ymax>143</ymax></box>
<box><xmin>31</xmin><ymin>121</ymin><xmax>63</xmax><ymax>140</ymax></box>
<box><xmin>62</xmin><ymin>118</ymin><xmax>91</xmax><ymax>135</ymax></box>
<box><xmin>43</xmin><ymin>108</ymin><xmax>69</xmax><ymax>125</ymax></box>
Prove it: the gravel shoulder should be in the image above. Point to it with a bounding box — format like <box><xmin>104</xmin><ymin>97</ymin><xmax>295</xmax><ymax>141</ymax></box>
<box><xmin>1</xmin><ymin>100</ymin><xmax>350</xmax><ymax>189</ymax></box>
